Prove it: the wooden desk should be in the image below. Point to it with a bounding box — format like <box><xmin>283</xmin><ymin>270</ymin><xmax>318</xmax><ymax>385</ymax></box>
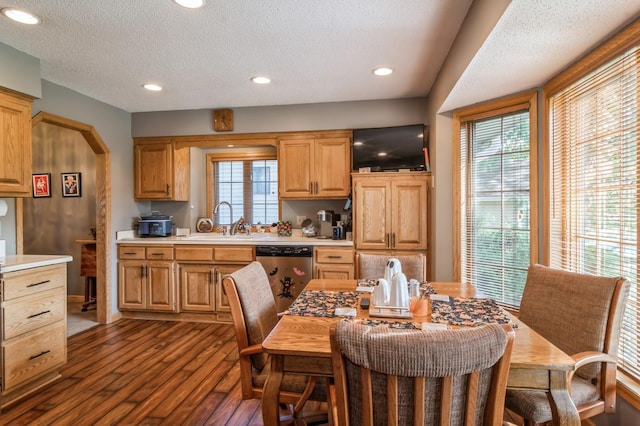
<box><xmin>261</xmin><ymin>279</ymin><xmax>579</xmax><ymax>426</ymax></box>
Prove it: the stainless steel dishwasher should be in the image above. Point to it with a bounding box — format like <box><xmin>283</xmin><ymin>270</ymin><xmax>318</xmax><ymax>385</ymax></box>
<box><xmin>256</xmin><ymin>245</ymin><xmax>313</xmax><ymax>313</ymax></box>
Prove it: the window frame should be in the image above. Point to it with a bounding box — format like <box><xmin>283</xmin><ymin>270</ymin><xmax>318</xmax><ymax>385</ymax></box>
<box><xmin>452</xmin><ymin>91</ymin><xmax>539</xmax><ymax>303</ymax></box>
<box><xmin>205</xmin><ymin>151</ymin><xmax>278</xmax><ymax>227</ymax></box>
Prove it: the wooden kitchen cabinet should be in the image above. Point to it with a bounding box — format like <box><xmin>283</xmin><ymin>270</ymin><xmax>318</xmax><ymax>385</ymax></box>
<box><xmin>278</xmin><ymin>131</ymin><xmax>351</xmax><ymax>199</ymax></box>
<box><xmin>179</xmin><ymin>264</ymin><xmax>215</xmax><ymax>312</ymax></box>
<box><xmin>118</xmin><ymin>245</ymin><xmax>176</xmax><ymax>312</ymax></box>
<box><xmin>314</xmin><ymin>246</ymin><xmax>354</xmax><ymax>279</ymax></box>
<box><xmin>353</xmin><ymin>172</ymin><xmax>429</xmax><ymax>251</ymax></box>
<box><xmin>1</xmin><ymin>263</ymin><xmax>67</xmax><ymax>407</ymax></box>
<box><xmin>0</xmin><ymin>88</ymin><xmax>33</xmax><ymax>197</ymax></box>
<box><xmin>133</xmin><ymin>138</ymin><xmax>189</xmax><ymax>200</ymax></box>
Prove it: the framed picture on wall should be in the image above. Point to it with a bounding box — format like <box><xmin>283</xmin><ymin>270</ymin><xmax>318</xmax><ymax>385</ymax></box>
<box><xmin>32</xmin><ymin>173</ymin><xmax>51</xmax><ymax>198</ymax></box>
<box><xmin>61</xmin><ymin>172</ymin><xmax>81</xmax><ymax>197</ymax></box>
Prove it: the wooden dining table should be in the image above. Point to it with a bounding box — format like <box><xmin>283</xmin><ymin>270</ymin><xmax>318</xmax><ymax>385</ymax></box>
<box><xmin>261</xmin><ymin>279</ymin><xmax>580</xmax><ymax>426</ymax></box>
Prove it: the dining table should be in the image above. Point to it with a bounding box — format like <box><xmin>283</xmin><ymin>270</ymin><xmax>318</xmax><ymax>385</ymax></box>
<box><xmin>261</xmin><ymin>279</ymin><xmax>580</xmax><ymax>426</ymax></box>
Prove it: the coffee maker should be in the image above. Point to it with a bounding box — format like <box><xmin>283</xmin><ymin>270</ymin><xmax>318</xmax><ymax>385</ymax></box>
<box><xmin>317</xmin><ymin>210</ymin><xmax>340</xmax><ymax>239</ymax></box>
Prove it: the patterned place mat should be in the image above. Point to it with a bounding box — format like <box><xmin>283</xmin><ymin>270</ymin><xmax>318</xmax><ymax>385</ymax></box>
<box><xmin>284</xmin><ymin>290</ymin><xmax>359</xmax><ymax>317</ymax></box>
<box><xmin>344</xmin><ymin>318</ymin><xmax>421</xmax><ymax>330</ymax></box>
<box><xmin>430</xmin><ymin>297</ymin><xmax>516</xmax><ymax>328</ymax></box>
<box><xmin>357</xmin><ymin>279</ymin><xmax>437</xmax><ymax>295</ymax></box>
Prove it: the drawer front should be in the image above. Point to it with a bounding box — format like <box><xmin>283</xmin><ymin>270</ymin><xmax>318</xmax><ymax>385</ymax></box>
<box><xmin>213</xmin><ymin>246</ymin><xmax>254</xmax><ymax>262</ymax></box>
<box><xmin>145</xmin><ymin>247</ymin><xmax>174</xmax><ymax>260</ymax></box>
<box><xmin>175</xmin><ymin>246</ymin><xmax>214</xmax><ymax>262</ymax></box>
<box><xmin>315</xmin><ymin>247</ymin><xmax>354</xmax><ymax>264</ymax></box>
<box><xmin>3</xmin><ymin>289</ymin><xmax>65</xmax><ymax>339</ymax></box>
<box><xmin>3</xmin><ymin>321</ymin><xmax>66</xmax><ymax>391</ymax></box>
<box><xmin>118</xmin><ymin>246</ymin><xmax>146</xmax><ymax>260</ymax></box>
<box><xmin>2</xmin><ymin>264</ymin><xmax>66</xmax><ymax>301</ymax></box>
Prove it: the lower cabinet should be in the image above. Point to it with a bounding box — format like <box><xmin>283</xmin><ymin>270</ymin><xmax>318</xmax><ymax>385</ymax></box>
<box><xmin>1</xmin><ymin>263</ymin><xmax>68</xmax><ymax>407</ymax></box>
<box><xmin>179</xmin><ymin>264</ymin><xmax>215</xmax><ymax>312</ymax></box>
<box><xmin>314</xmin><ymin>246</ymin><xmax>354</xmax><ymax>279</ymax></box>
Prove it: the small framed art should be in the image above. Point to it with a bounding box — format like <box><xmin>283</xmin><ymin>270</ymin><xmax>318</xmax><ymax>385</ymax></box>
<box><xmin>61</xmin><ymin>172</ymin><xmax>81</xmax><ymax>197</ymax></box>
<box><xmin>32</xmin><ymin>173</ymin><xmax>51</xmax><ymax>198</ymax></box>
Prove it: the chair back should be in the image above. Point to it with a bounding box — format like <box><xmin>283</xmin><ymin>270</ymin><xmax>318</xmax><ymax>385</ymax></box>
<box><xmin>222</xmin><ymin>261</ymin><xmax>278</xmax><ymax>372</ymax></box>
<box><xmin>519</xmin><ymin>264</ymin><xmax>629</xmax><ymax>380</ymax></box>
<box><xmin>330</xmin><ymin>321</ymin><xmax>514</xmax><ymax>426</ymax></box>
<box><xmin>356</xmin><ymin>252</ymin><xmax>426</xmax><ymax>282</ymax></box>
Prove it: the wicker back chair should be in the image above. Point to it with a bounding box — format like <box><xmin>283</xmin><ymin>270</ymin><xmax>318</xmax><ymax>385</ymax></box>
<box><xmin>355</xmin><ymin>252</ymin><xmax>426</xmax><ymax>282</ymax></box>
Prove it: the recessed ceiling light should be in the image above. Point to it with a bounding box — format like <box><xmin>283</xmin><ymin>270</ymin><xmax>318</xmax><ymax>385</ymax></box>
<box><xmin>377</xmin><ymin>152</ymin><xmax>387</xmax><ymax>157</ymax></box>
<box><xmin>1</xmin><ymin>8</ymin><xmax>40</xmax><ymax>25</ymax></box>
<box><xmin>173</xmin><ymin>0</ymin><xmax>205</xmax><ymax>8</ymax></box>
<box><xmin>142</xmin><ymin>83</ymin><xmax>163</xmax><ymax>92</ymax></box>
<box><xmin>373</xmin><ymin>67</ymin><xmax>393</xmax><ymax>76</ymax></box>
<box><xmin>251</xmin><ymin>76</ymin><xmax>271</xmax><ymax>85</ymax></box>
<box><xmin>353</xmin><ymin>141</ymin><xmax>363</xmax><ymax>146</ymax></box>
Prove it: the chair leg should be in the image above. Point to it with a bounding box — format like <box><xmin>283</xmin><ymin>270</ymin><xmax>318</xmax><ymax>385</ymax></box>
<box><xmin>293</xmin><ymin>376</ymin><xmax>317</xmax><ymax>416</ymax></box>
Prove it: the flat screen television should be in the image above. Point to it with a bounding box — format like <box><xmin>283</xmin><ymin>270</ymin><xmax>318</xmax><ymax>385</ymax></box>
<box><xmin>352</xmin><ymin>124</ymin><xmax>427</xmax><ymax>172</ymax></box>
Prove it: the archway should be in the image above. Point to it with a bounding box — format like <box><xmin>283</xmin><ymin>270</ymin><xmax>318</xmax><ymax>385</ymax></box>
<box><xmin>17</xmin><ymin>112</ymin><xmax>112</xmax><ymax>324</ymax></box>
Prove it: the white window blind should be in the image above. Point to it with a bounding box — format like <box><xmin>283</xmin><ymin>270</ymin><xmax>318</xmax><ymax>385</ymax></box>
<box><xmin>459</xmin><ymin>107</ymin><xmax>532</xmax><ymax>308</ymax></box>
<box><xmin>549</xmin><ymin>46</ymin><xmax>639</xmax><ymax>380</ymax></box>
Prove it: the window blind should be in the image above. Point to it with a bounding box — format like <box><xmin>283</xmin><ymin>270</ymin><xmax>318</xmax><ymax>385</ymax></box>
<box><xmin>549</xmin><ymin>46</ymin><xmax>640</xmax><ymax>380</ymax></box>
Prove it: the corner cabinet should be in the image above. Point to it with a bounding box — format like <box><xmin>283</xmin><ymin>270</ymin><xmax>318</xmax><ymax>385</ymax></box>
<box><xmin>0</xmin><ymin>88</ymin><xmax>33</xmax><ymax>197</ymax></box>
<box><xmin>353</xmin><ymin>172</ymin><xmax>430</xmax><ymax>251</ymax></box>
<box><xmin>278</xmin><ymin>130</ymin><xmax>352</xmax><ymax>199</ymax></box>
<box><xmin>133</xmin><ymin>138</ymin><xmax>189</xmax><ymax>200</ymax></box>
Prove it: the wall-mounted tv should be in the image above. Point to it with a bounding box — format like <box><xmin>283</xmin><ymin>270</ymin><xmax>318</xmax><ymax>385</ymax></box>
<box><xmin>352</xmin><ymin>124</ymin><xmax>427</xmax><ymax>172</ymax></box>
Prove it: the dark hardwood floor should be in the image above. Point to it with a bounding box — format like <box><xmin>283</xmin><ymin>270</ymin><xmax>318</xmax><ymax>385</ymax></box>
<box><xmin>0</xmin><ymin>319</ymin><xmax>323</xmax><ymax>426</ymax></box>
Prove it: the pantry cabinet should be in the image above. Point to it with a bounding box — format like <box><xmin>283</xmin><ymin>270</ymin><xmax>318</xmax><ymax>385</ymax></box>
<box><xmin>353</xmin><ymin>172</ymin><xmax>429</xmax><ymax>252</ymax></box>
<box><xmin>1</xmin><ymin>262</ymin><xmax>68</xmax><ymax>407</ymax></box>
<box><xmin>0</xmin><ymin>88</ymin><xmax>33</xmax><ymax>197</ymax></box>
<box><xmin>133</xmin><ymin>138</ymin><xmax>189</xmax><ymax>200</ymax></box>
<box><xmin>118</xmin><ymin>245</ymin><xmax>176</xmax><ymax>312</ymax></box>
<box><xmin>278</xmin><ymin>131</ymin><xmax>351</xmax><ymax>199</ymax></box>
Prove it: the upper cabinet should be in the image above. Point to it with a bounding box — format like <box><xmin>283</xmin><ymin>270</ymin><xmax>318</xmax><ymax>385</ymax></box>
<box><xmin>134</xmin><ymin>138</ymin><xmax>189</xmax><ymax>200</ymax></box>
<box><xmin>0</xmin><ymin>88</ymin><xmax>33</xmax><ymax>197</ymax></box>
<box><xmin>353</xmin><ymin>172</ymin><xmax>429</xmax><ymax>251</ymax></box>
<box><xmin>278</xmin><ymin>130</ymin><xmax>351</xmax><ymax>199</ymax></box>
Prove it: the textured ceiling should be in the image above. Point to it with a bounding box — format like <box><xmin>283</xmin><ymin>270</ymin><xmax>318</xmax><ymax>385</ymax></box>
<box><xmin>0</xmin><ymin>1</ymin><xmax>639</xmax><ymax>114</ymax></box>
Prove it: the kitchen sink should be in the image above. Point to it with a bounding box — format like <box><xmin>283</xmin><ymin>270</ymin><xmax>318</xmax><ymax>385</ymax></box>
<box><xmin>182</xmin><ymin>233</ymin><xmax>273</xmax><ymax>241</ymax></box>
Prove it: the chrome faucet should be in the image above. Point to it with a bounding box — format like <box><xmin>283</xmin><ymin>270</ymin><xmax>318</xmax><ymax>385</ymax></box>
<box><xmin>213</xmin><ymin>201</ymin><xmax>236</xmax><ymax>235</ymax></box>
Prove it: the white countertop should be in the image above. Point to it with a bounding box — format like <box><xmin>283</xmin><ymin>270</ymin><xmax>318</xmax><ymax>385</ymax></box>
<box><xmin>0</xmin><ymin>255</ymin><xmax>73</xmax><ymax>273</ymax></box>
<box><xmin>117</xmin><ymin>233</ymin><xmax>354</xmax><ymax>247</ymax></box>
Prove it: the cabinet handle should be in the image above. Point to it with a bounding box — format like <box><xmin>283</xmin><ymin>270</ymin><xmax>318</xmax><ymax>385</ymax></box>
<box><xmin>27</xmin><ymin>280</ymin><xmax>50</xmax><ymax>288</ymax></box>
<box><xmin>123</xmin><ymin>252</ymin><xmax>137</xmax><ymax>255</ymax></box>
<box><xmin>315</xmin><ymin>182</ymin><xmax>319</xmax><ymax>194</ymax></box>
<box><xmin>328</xmin><ymin>256</ymin><xmax>342</xmax><ymax>259</ymax></box>
<box><xmin>166</xmin><ymin>184</ymin><xmax>170</xmax><ymax>195</ymax></box>
<box><xmin>149</xmin><ymin>252</ymin><xmax>164</xmax><ymax>257</ymax></box>
<box><xmin>28</xmin><ymin>310</ymin><xmax>51</xmax><ymax>319</ymax></box>
<box><xmin>29</xmin><ymin>350</ymin><xmax>51</xmax><ymax>360</ymax></box>
<box><xmin>210</xmin><ymin>271</ymin><xmax>214</xmax><ymax>284</ymax></box>
<box><xmin>392</xmin><ymin>233</ymin><xmax>396</xmax><ymax>248</ymax></box>
<box><xmin>385</xmin><ymin>233</ymin><xmax>390</xmax><ymax>248</ymax></box>
<box><xmin>141</xmin><ymin>265</ymin><xmax>146</xmax><ymax>278</ymax></box>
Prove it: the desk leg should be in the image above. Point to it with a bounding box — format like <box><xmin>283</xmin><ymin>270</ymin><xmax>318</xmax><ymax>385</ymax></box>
<box><xmin>263</xmin><ymin>354</ymin><xmax>285</xmax><ymax>426</ymax></box>
<box><xmin>548</xmin><ymin>370</ymin><xmax>580</xmax><ymax>426</ymax></box>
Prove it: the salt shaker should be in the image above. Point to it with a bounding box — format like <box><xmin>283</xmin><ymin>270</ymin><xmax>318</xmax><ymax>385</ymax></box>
<box><xmin>409</xmin><ymin>279</ymin><xmax>421</xmax><ymax>299</ymax></box>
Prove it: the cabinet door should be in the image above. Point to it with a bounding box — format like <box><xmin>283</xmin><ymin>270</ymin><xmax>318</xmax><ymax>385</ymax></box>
<box><xmin>118</xmin><ymin>261</ymin><xmax>147</xmax><ymax>310</ymax></box>
<box><xmin>315</xmin><ymin>264</ymin><xmax>354</xmax><ymax>280</ymax></box>
<box><xmin>391</xmin><ymin>179</ymin><xmax>428</xmax><ymax>250</ymax></box>
<box><xmin>179</xmin><ymin>264</ymin><xmax>215</xmax><ymax>312</ymax></box>
<box><xmin>315</xmin><ymin>137</ymin><xmax>351</xmax><ymax>197</ymax></box>
<box><xmin>354</xmin><ymin>179</ymin><xmax>391</xmax><ymax>250</ymax></box>
<box><xmin>134</xmin><ymin>141</ymin><xmax>172</xmax><ymax>199</ymax></box>
<box><xmin>0</xmin><ymin>89</ymin><xmax>32</xmax><ymax>196</ymax></box>
<box><xmin>147</xmin><ymin>261</ymin><xmax>176</xmax><ymax>311</ymax></box>
<box><xmin>215</xmin><ymin>265</ymin><xmax>247</xmax><ymax>312</ymax></box>
<box><xmin>278</xmin><ymin>139</ymin><xmax>313</xmax><ymax>198</ymax></box>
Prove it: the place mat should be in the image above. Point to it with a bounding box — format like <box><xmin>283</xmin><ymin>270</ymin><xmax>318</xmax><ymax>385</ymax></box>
<box><xmin>356</xmin><ymin>279</ymin><xmax>437</xmax><ymax>295</ymax></box>
<box><xmin>430</xmin><ymin>297</ymin><xmax>517</xmax><ymax>328</ymax></box>
<box><xmin>344</xmin><ymin>318</ymin><xmax>421</xmax><ymax>330</ymax></box>
<box><xmin>284</xmin><ymin>290</ymin><xmax>359</xmax><ymax>317</ymax></box>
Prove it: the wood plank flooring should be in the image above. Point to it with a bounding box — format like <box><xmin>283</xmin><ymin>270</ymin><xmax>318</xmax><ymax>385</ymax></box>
<box><xmin>0</xmin><ymin>319</ymin><xmax>323</xmax><ymax>426</ymax></box>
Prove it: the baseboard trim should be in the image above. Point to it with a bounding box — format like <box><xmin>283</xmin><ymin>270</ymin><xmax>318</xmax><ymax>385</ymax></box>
<box><xmin>67</xmin><ymin>295</ymin><xmax>85</xmax><ymax>303</ymax></box>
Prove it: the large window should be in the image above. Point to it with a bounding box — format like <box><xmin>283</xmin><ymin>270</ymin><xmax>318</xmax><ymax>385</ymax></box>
<box><xmin>547</xmin><ymin>41</ymin><xmax>640</xmax><ymax>383</ymax></box>
<box><xmin>454</xmin><ymin>93</ymin><xmax>538</xmax><ymax>308</ymax></box>
<box><xmin>207</xmin><ymin>153</ymin><xmax>278</xmax><ymax>226</ymax></box>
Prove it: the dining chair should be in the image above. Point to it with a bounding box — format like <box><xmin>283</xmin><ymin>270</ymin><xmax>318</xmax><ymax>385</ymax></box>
<box><xmin>222</xmin><ymin>261</ymin><xmax>327</xmax><ymax>422</ymax></box>
<box><xmin>329</xmin><ymin>320</ymin><xmax>515</xmax><ymax>426</ymax></box>
<box><xmin>505</xmin><ymin>264</ymin><xmax>630</xmax><ymax>425</ymax></box>
<box><xmin>355</xmin><ymin>252</ymin><xmax>426</xmax><ymax>282</ymax></box>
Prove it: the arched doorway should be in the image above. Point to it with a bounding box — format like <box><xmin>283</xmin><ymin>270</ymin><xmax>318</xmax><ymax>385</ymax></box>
<box><xmin>17</xmin><ymin>112</ymin><xmax>112</xmax><ymax>324</ymax></box>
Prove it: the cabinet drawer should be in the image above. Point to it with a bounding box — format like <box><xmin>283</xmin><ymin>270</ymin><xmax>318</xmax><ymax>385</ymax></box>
<box><xmin>145</xmin><ymin>247</ymin><xmax>174</xmax><ymax>260</ymax></box>
<box><xmin>214</xmin><ymin>247</ymin><xmax>254</xmax><ymax>262</ymax></box>
<box><xmin>3</xmin><ymin>321</ymin><xmax>66</xmax><ymax>391</ymax></box>
<box><xmin>118</xmin><ymin>246</ymin><xmax>146</xmax><ymax>260</ymax></box>
<box><xmin>315</xmin><ymin>247</ymin><xmax>354</xmax><ymax>264</ymax></box>
<box><xmin>175</xmin><ymin>246</ymin><xmax>214</xmax><ymax>262</ymax></box>
<box><xmin>2</xmin><ymin>264</ymin><xmax>66</xmax><ymax>301</ymax></box>
<box><xmin>3</xmin><ymin>289</ymin><xmax>65</xmax><ymax>339</ymax></box>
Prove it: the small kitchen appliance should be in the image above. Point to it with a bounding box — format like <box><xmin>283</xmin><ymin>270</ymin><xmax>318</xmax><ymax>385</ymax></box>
<box><xmin>317</xmin><ymin>210</ymin><xmax>340</xmax><ymax>239</ymax></box>
<box><xmin>137</xmin><ymin>211</ymin><xmax>173</xmax><ymax>237</ymax></box>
